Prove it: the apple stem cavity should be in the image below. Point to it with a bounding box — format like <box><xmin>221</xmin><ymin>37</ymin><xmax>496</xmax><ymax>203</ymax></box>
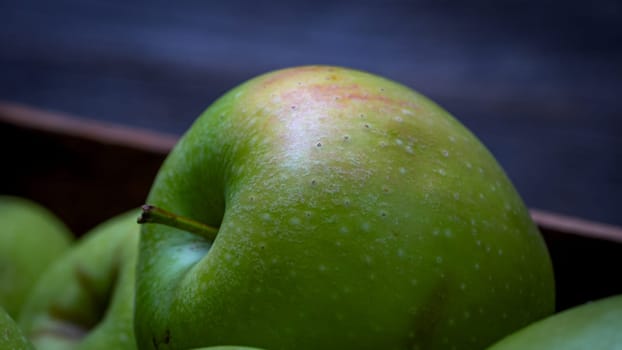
<box><xmin>137</xmin><ymin>204</ymin><xmax>218</xmax><ymax>241</ymax></box>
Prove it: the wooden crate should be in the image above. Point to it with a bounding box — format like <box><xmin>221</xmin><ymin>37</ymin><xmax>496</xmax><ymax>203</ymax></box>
<box><xmin>1</xmin><ymin>101</ymin><xmax>620</xmax><ymax>313</ymax></box>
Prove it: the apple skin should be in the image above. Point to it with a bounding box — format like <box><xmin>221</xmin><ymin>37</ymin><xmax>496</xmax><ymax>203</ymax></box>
<box><xmin>486</xmin><ymin>294</ymin><xmax>622</xmax><ymax>350</ymax></box>
<box><xmin>18</xmin><ymin>209</ymin><xmax>139</xmax><ymax>350</ymax></box>
<box><xmin>0</xmin><ymin>195</ymin><xmax>73</xmax><ymax>318</ymax></box>
<box><xmin>136</xmin><ymin>65</ymin><xmax>555</xmax><ymax>349</ymax></box>
<box><xmin>0</xmin><ymin>305</ymin><xmax>35</xmax><ymax>350</ymax></box>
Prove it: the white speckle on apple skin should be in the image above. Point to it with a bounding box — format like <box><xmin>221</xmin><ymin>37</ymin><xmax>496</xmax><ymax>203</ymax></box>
<box><xmin>360</xmin><ymin>222</ymin><xmax>371</xmax><ymax>232</ymax></box>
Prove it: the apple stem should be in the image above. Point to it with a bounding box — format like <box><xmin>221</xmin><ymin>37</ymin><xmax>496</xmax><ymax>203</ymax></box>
<box><xmin>137</xmin><ymin>204</ymin><xmax>218</xmax><ymax>241</ymax></box>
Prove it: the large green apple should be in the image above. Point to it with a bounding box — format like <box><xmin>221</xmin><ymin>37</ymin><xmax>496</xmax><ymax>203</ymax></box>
<box><xmin>136</xmin><ymin>65</ymin><xmax>555</xmax><ymax>349</ymax></box>
<box><xmin>487</xmin><ymin>294</ymin><xmax>622</xmax><ymax>349</ymax></box>
<box><xmin>0</xmin><ymin>305</ymin><xmax>34</xmax><ymax>350</ymax></box>
<box><xmin>0</xmin><ymin>195</ymin><xmax>73</xmax><ymax>318</ymax></box>
<box><xmin>18</xmin><ymin>209</ymin><xmax>139</xmax><ymax>350</ymax></box>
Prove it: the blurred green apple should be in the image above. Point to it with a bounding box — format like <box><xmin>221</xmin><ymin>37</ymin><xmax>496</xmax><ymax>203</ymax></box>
<box><xmin>136</xmin><ymin>65</ymin><xmax>555</xmax><ymax>349</ymax></box>
<box><xmin>487</xmin><ymin>294</ymin><xmax>622</xmax><ymax>350</ymax></box>
<box><xmin>18</xmin><ymin>210</ymin><xmax>139</xmax><ymax>350</ymax></box>
<box><xmin>0</xmin><ymin>305</ymin><xmax>34</xmax><ymax>350</ymax></box>
<box><xmin>0</xmin><ymin>195</ymin><xmax>73</xmax><ymax>318</ymax></box>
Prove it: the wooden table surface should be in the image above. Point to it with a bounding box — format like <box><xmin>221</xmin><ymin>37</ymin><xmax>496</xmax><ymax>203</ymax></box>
<box><xmin>1</xmin><ymin>0</ymin><xmax>621</xmax><ymax>225</ymax></box>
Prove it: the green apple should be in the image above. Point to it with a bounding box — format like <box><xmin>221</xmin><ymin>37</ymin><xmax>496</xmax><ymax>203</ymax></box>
<box><xmin>136</xmin><ymin>65</ymin><xmax>555</xmax><ymax>349</ymax></box>
<box><xmin>487</xmin><ymin>294</ymin><xmax>622</xmax><ymax>349</ymax></box>
<box><xmin>0</xmin><ymin>195</ymin><xmax>73</xmax><ymax>318</ymax></box>
<box><xmin>18</xmin><ymin>209</ymin><xmax>139</xmax><ymax>350</ymax></box>
<box><xmin>0</xmin><ymin>305</ymin><xmax>34</xmax><ymax>350</ymax></box>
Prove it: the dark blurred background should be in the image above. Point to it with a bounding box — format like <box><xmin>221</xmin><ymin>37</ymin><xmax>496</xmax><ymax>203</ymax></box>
<box><xmin>1</xmin><ymin>0</ymin><xmax>620</xmax><ymax>225</ymax></box>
